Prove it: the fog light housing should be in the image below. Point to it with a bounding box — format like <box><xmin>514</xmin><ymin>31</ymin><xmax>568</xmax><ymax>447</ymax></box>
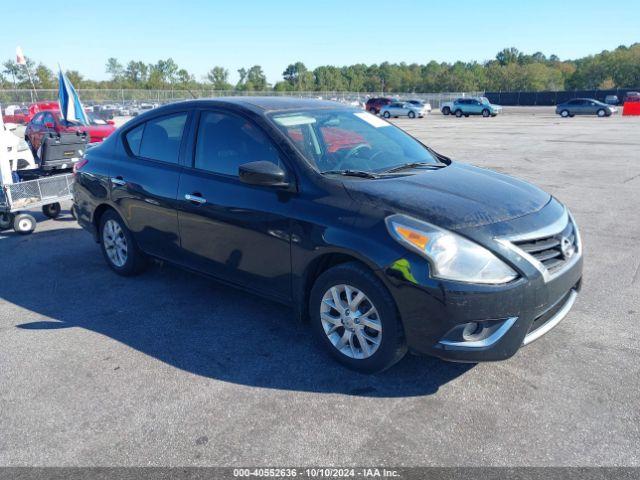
<box><xmin>438</xmin><ymin>318</ymin><xmax>517</xmax><ymax>349</ymax></box>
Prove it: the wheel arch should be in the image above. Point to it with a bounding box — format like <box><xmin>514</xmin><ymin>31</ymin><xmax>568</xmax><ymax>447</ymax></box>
<box><xmin>92</xmin><ymin>203</ymin><xmax>132</xmax><ymax>242</ymax></box>
<box><xmin>294</xmin><ymin>249</ymin><xmax>386</xmax><ymax>323</ymax></box>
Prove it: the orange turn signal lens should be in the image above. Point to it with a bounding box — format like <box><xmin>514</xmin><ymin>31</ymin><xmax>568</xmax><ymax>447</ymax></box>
<box><xmin>395</xmin><ymin>225</ymin><xmax>429</xmax><ymax>251</ymax></box>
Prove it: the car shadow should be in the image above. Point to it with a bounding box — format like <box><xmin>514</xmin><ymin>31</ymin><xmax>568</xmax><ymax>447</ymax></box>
<box><xmin>3</xmin><ymin>226</ymin><xmax>474</xmax><ymax>398</ymax></box>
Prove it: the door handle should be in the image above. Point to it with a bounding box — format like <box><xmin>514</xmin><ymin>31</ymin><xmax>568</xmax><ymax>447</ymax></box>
<box><xmin>111</xmin><ymin>177</ymin><xmax>126</xmax><ymax>186</ymax></box>
<box><xmin>185</xmin><ymin>193</ymin><xmax>206</xmax><ymax>205</ymax></box>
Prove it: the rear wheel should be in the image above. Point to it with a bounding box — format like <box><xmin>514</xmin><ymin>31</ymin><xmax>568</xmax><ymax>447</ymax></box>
<box><xmin>99</xmin><ymin>210</ymin><xmax>147</xmax><ymax>276</ymax></box>
<box><xmin>383</xmin><ymin>111</ymin><xmax>391</xmax><ymax>118</ymax></box>
<box><xmin>13</xmin><ymin>213</ymin><xmax>36</xmax><ymax>235</ymax></box>
<box><xmin>0</xmin><ymin>212</ymin><xmax>14</xmax><ymax>230</ymax></box>
<box><xmin>455</xmin><ymin>109</ymin><xmax>463</xmax><ymax>118</ymax></box>
<box><xmin>309</xmin><ymin>262</ymin><xmax>407</xmax><ymax>373</ymax></box>
<box><xmin>42</xmin><ymin>202</ymin><xmax>61</xmax><ymax>219</ymax></box>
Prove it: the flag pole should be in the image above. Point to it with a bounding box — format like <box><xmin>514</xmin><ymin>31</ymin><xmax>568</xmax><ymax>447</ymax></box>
<box><xmin>16</xmin><ymin>46</ymin><xmax>38</xmax><ymax>101</ymax></box>
<box><xmin>23</xmin><ymin>65</ymin><xmax>39</xmax><ymax>102</ymax></box>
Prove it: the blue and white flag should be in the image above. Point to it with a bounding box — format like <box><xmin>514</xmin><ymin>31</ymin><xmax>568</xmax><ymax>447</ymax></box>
<box><xmin>58</xmin><ymin>68</ymin><xmax>89</xmax><ymax>125</ymax></box>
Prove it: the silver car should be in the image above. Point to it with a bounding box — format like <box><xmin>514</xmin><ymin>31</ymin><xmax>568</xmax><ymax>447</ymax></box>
<box><xmin>380</xmin><ymin>102</ymin><xmax>428</xmax><ymax>119</ymax></box>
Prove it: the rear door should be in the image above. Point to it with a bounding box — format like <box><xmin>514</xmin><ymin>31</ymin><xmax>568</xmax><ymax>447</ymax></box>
<box><xmin>110</xmin><ymin>110</ymin><xmax>191</xmax><ymax>261</ymax></box>
<box><xmin>572</xmin><ymin>99</ymin><xmax>587</xmax><ymax>115</ymax></box>
<box><xmin>176</xmin><ymin>108</ymin><xmax>293</xmax><ymax>301</ymax></box>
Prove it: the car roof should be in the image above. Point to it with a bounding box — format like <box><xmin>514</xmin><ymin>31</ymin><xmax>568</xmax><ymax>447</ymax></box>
<box><xmin>140</xmin><ymin>97</ymin><xmax>352</xmax><ymax>117</ymax></box>
<box><xmin>211</xmin><ymin>96</ymin><xmax>345</xmax><ymax>111</ymax></box>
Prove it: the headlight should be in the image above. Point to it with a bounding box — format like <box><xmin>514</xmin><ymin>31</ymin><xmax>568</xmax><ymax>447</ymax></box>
<box><xmin>385</xmin><ymin>214</ymin><xmax>518</xmax><ymax>284</ymax></box>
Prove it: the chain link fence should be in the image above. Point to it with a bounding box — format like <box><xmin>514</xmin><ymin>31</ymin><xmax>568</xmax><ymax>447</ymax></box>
<box><xmin>0</xmin><ymin>89</ymin><xmax>483</xmax><ymax>109</ymax></box>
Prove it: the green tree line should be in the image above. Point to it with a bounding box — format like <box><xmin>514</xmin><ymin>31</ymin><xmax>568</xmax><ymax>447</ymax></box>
<box><xmin>2</xmin><ymin>44</ymin><xmax>638</xmax><ymax>93</ymax></box>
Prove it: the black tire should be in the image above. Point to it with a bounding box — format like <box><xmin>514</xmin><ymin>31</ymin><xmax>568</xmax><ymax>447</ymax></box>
<box><xmin>408</xmin><ymin>110</ymin><xmax>416</xmax><ymax>119</ymax></box>
<box><xmin>0</xmin><ymin>212</ymin><xmax>14</xmax><ymax>231</ymax></box>
<box><xmin>560</xmin><ymin>110</ymin><xmax>570</xmax><ymax>118</ymax></box>
<box><xmin>42</xmin><ymin>202</ymin><xmax>61</xmax><ymax>219</ymax></box>
<box><xmin>442</xmin><ymin>106</ymin><xmax>451</xmax><ymax>115</ymax></box>
<box><xmin>464</xmin><ymin>113</ymin><xmax>469</xmax><ymax>117</ymax></box>
<box><xmin>309</xmin><ymin>262</ymin><xmax>407</xmax><ymax>373</ymax></box>
<box><xmin>383</xmin><ymin>111</ymin><xmax>391</xmax><ymax>118</ymax></box>
<box><xmin>369</xmin><ymin>108</ymin><xmax>377</xmax><ymax>115</ymax></box>
<box><xmin>98</xmin><ymin>209</ymin><xmax>147</xmax><ymax>276</ymax></box>
<box><xmin>13</xmin><ymin>213</ymin><xmax>36</xmax><ymax>235</ymax></box>
<box><xmin>455</xmin><ymin>109</ymin><xmax>463</xmax><ymax>118</ymax></box>
<box><xmin>597</xmin><ymin>109</ymin><xmax>607</xmax><ymax>117</ymax></box>
<box><xmin>482</xmin><ymin>109</ymin><xmax>490</xmax><ymax>117</ymax></box>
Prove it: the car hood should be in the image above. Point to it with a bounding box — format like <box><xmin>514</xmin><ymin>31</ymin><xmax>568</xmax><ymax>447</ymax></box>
<box><xmin>345</xmin><ymin>162</ymin><xmax>550</xmax><ymax>230</ymax></box>
<box><xmin>66</xmin><ymin>125</ymin><xmax>115</xmax><ymax>138</ymax></box>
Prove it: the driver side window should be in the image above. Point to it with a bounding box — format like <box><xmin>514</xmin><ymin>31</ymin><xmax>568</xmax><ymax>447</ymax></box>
<box><xmin>194</xmin><ymin>111</ymin><xmax>282</xmax><ymax>176</ymax></box>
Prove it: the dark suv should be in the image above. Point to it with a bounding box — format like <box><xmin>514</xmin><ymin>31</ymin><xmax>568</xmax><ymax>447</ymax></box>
<box><xmin>365</xmin><ymin>97</ymin><xmax>392</xmax><ymax>114</ymax></box>
<box><xmin>73</xmin><ymin>98</ymin><xmax>583</xmax><ymax>373</ymax></box>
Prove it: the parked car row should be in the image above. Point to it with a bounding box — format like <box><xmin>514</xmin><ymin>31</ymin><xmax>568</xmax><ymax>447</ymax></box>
<box><xmin>365</xmin><ymin>97</ymin><xmax>432</xmax><ymax>119</ymax></box>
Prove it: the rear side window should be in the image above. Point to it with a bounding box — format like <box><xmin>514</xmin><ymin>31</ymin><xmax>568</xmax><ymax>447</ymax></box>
<box><xmin>194</xmin><ymin>111</ymin><xmax>282</xmax><ymax>176</ymax></box>
<box><xmin>125</xmin><ymin>113</ymin><xmax>188</xmax><ymax>164</ymax></box>
<box><xmin>125</xmin><ymin>124</ymin><xmax>144</xmax><ymax>155</ymax></box>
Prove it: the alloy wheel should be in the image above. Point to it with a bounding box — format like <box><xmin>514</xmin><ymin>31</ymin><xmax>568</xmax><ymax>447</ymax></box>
<box><xmin>102</xmin><ymin>219</ymin><xmax>128</xmax><ymax>267</ymax></box>
<box><xmin>320</xmin><ymin>284</ymin><xmax>382</xmax><ymax>359</ymax></box>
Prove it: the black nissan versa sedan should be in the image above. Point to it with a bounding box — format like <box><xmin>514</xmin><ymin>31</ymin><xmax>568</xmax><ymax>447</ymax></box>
<box><xmin>72</xmin><ymin>98</ymin><xmax>583</xmax><ymax>373</ymax></box>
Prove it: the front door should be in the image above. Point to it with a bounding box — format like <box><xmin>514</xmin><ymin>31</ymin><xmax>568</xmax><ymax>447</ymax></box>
<box><xmin>176</xmin><ymin>109</ymin><xmax>293</xmax><ymax>301</ymax></box>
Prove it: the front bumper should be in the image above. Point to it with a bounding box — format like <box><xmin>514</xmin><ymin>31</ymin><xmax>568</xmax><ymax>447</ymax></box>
<box><xmin>380</xmin><ymin>202</ymin><xmax>583</xmax><ymax>362</ymax></box>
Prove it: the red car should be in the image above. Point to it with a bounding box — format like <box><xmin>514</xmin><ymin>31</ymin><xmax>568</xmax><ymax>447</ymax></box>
<box><xmin>25</xmin><ymin>110</ymin><xmax>115</xmax><ymax>153</ymax></box>
<box><xmin>365</xmin><ymin>97</ymin><xmax>393</xmax><ymax>114</ymax></box>
<box><xmin>2</xmin><ymin>105</ymin><xmax>30</xmax><ymax>124</ymax></box>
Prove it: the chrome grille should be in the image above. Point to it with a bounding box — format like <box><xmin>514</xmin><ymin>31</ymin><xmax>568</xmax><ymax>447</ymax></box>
<box><xmin>513</xmin><ymin>219</ymin><xmax>578</xmax><ymax>274</ymax></box>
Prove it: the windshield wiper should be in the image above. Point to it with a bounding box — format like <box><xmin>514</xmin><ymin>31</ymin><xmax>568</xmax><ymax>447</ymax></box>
<box><xmin>383</xmin><ymin>162</ymin><xmax>446</xmax><ymax>174</ymax></box>
<box><xmin>322</xmin><ymin>169</ymin><xmax>381</xmax><ymax>179</ymax></box>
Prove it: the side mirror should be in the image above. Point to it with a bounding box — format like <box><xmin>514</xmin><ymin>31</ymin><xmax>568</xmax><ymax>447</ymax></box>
<box><xmin>45</xmin><ymin>122</ymin><xmax>54</xmax><ymax>128</ymax></box>
<box><xmin>239</xmin><ymin>161</ymin><xmax>288</xmax><ymax>187</ymax></box>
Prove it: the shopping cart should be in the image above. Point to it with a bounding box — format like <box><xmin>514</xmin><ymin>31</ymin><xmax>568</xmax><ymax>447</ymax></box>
<box><xmin>0</xmin><ymin>173</ymin><xmax>74</xmax><ymax>234</ymax></box>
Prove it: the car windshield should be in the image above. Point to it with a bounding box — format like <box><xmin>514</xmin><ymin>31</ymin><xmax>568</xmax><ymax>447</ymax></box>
<box><xmin>270</xmin><ymin>109</ymin><xmax>440</xmax><ymax>174</ymax></box>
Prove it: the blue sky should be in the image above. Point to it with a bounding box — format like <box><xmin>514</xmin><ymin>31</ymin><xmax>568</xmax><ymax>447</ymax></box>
<box><xmin>2</xmin><ymin>0</ymin><xmax>638</xmax><ymax>84</ymax></box>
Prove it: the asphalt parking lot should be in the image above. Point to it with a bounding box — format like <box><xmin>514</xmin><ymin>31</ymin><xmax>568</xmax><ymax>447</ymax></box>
<box><xmin>1</xmin><ymin>108</ymin><xmax>639</xmax><ymax>467</ymax></box>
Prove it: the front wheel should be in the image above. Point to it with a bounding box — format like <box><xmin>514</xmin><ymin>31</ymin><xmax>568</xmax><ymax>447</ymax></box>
<box><xmin>482</xmin><ymin>109</ymin><xmax>490</xmax><ymax>117</ymax></box>
<box><xmin>442</xmin><ymin>106</ymin><xmax>451</xmax><ymax>115</ymax></box>
<box><xmin>309</xmin><ymin>262</ymin><xmax>407</xmax><ymax>373</ymax></box>
<box><xmin>13</xmin><ymin>213</ymin><xmax>36</xmax><ymax>235</ymax></box>
<box><xmin>560</xmin><ymin>110</ymin><xmax>570</xmax><ymax>118</ymax></box>
<box><xmin>408</xmin><ymin>111</ymin><xmax>416</xmax><ymax>119</ymax></box>
<box><xmin>382</xmin><ymin>111</ymin><xmax>391</xmax><ymax>118</ymax></box>
<box><xmin>597</xmin><ymin>109</ymin><xmax>607</xmax><ymax>117</ymax></box>
<box><xmin>99</xmin><ymin>210</ymin><xmax>147</xmax><ymax>276</ymax></box>
<box><xmin>455</xmin><ymin>109</ymin><xmax>463</xmax><ymax>118</ymax></box>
